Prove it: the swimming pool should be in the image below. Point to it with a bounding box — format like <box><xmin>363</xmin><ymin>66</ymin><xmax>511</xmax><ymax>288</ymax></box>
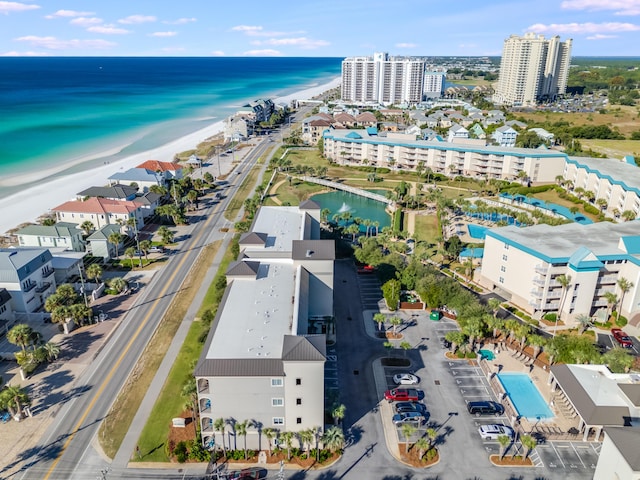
<box><xmin>467</xmin><ymin>224</ymin><xmax>488</xmax><ymax>239</ymax></box>
<box><xmin>497</xmin><ymin>372</ymin><xmax>554</xmax><ymax>420</ymax></box>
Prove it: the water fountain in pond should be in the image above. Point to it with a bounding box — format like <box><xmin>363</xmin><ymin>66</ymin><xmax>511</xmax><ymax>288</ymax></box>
<box><xmin>337</xmin><ymin>202</ymin><xmax>351</xmax><ymax>213</ymax></box>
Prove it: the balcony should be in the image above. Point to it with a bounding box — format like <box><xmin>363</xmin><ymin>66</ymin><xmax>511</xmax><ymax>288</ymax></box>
<box><xmin>532</xmin><ymin>277</ymin><xmax>547</xmax><ymax>286</ymax></box>
<box><xmin>530</xmin><ymin>289</ymin><xmax>543</xmax><ymax>298</ymax></box>
<box><xmin>35</xmin><ymin>282</ymin><xmax>51</xmax><ymax>294</ymax></box>
<box><xmin>534</xmin><ymin>264</ymin><xmax>549</xmax><ymax>275</ymax></box>
<box><xmin>23</xmin><ymin>282</ymin><xmax>37</xmax><ymax>293</ymax></box>
<box><xmin>197</xmin><ymin>378</ymin><xmax>210</xmax><ymax>394</ymax></box>
<box><xmin>199</xmin><ymin>397</ymin><xmax>212</xmax><ymax>414</ymax></box>
<box><xmin>42</xmin><ymin>268</ymin><xmax>55</xmax><ymax>278</ymax></box>
<box><xmin>599</xmin><ymin>275</ymin><xmax>618</xmax><ymax>284</ymax></box>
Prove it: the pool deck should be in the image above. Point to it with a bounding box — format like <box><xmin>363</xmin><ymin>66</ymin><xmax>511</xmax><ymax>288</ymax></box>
<box><xmin>445</xmin><ymin>217</ymin><xmax>488</xmax><ymax>243</ymax></box>
<box><xmin>477</xmin><ymin>343</ymin><xmax>583</xmax><ymax>440</ymax></box>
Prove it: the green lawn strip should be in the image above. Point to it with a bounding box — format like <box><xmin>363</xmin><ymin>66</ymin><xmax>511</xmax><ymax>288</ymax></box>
<box><xmin>134</xmin><ymin>237</ymin><xmax>238</xmax><ymax>461</ymax></box>
<box><xmin>224</xmin><ymin>163</ymin><xmax>262</xmax><ymax>221</ymax></box>
<box><xmin>270</xmin><ymin>178</ymin><xmax>326</xmax><ymax>206</ymax></box>
<box><xmin>532</xmin><ymin>190</ymin><xmax>600</xmax><ymax>221</ymax></box>
<box><xmin>413</xmin><ymin>214</ymin><xmax>440</xmax><ymax>243</ymax></box>
<box><xmin>581</xmin><ymin>139</ymin><xmax>640</xmax><ymax>158</ymax></box>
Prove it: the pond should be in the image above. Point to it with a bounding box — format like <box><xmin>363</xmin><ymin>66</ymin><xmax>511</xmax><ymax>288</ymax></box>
<box><xmin>311</xmin><ymin>190</ymin><xmax>391</xmax><ymax>232</ymax></box>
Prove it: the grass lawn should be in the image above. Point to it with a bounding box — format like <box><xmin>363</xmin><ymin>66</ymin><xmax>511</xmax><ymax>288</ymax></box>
<box><xmin>532</xmin><ymin>190</ymin><xmax>601</xmax><ymax>222</ymax></box>
<box><xmin>98</xmin><ymin>241</ymin><xmax>221</xmax><ymax>459</ymax></box>
<box><xmin>413</xmin><ymin>214</ymin><xmax>440</xmax><ymax>244</ymax></box>
<box><xmin>581</xmin><ymin>139</ymin><xmax>640</xmax><ymax>159</ymax></box>
<box><xmin>224</xmin><ymin>163</ymin><xmax>264</xmax><ymax>221</ymax></box>
<box><xmin>268</xmin><ymin>176</ymin><xmax>326</xmax><ymax>205</ymax></box>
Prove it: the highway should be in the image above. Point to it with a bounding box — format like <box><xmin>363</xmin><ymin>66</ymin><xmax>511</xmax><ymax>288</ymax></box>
<box><xmin>17</xmin><ymin>137</ymin><xmax>272</xmax><ymax>480</ymax></box>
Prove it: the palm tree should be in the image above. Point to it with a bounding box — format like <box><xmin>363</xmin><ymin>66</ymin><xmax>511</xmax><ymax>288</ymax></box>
<box><xmin>6</xmin><ymin>324</ymin><xmax>34</xmax><ymax>353</ymax></box>
<box><xmin>42</xmin><ymin>342</ymin><xmax>61</xmax><ymax>362</ymax></box>
<box><xmin>426</xmin><ymin>427</ymin><xmax>438</xmax><ymax>449</ymax></box>
<box><xmin>621</xmin><ymin>210</ymin><xmax>636</xmax><ymax>221</ymax></box>
<box><xmin>373</xmin><ymin>313</ymin><xmax>386</xmax><ymax>331</ymax></box>
<box><xmin>414</xmin><ymin>437</ymin><xmax>430</xmax><ymax>460</ymax></box>
<box><xmin>80</xmin><ymin>220</ymin><xmax>95</xmax><ymax>235</ymax></box>
<box><xmin>400</xmin><ymin>341</ymin><xmax>412</xmax><ymax>357</ymax></box>
<box><xmin>389</xmin><ymin>315</ymin><xmax>402</xmax><ymax>336</ymax></box>
<box><xmin>486</xmin><ymin>316</ymin><xmax>504</xmax><ymax>339</ymax></box>
<box><xmin>528</xmin><ymin>334</ymin><xmax>546</xmax><ymax>359</ymax></box>
<box><xmin>400</xmin><ymin>424</ymin><xmax>416</xmax><ymax>453</ymax></box>
<box><xmin>299</xmin><ymin>428</ymin><xmax>314</xmax><ymax>458</ymax></box>
<box><xmin>463</xmin><ymin>317</ymin><xmax>485</xmax><ymax>350</ymax></box>
<box><xmin>107</xmin><ymin>231</ymin><xmax>123</xmax><ymax>257</ymax></box>
<box><xmin>603</xmin><ymin>291</ymin><xmax>618</xmax><ymax>322</ymax></box>
<box><xmin>125</xmin><ymin>247</ymin><xmax>137</xmax><ymax>269</ymax></box>
<box><xmin>157</xmin><ymin>225</ymin><xmax>174</xmax><ymax>245</ymax></box>
<box><xmin>520</xmin><ymin>434</ymin><xmax>537</xmax><ymax>459</ymax></box>
<box><xmin>445</xmin><ymin>331</ymin><xmax>466</xmax><ymax>353</ymax></box>
<box><xmin>280</xmin><ymin>431</ymin><xmax>294</xmax><ymax>460</ymax></box>
<box><xmin>214</xmin><ymin>417</ymin><xmax>227</xmax><ymax>457</ymax></box>
<box><xmin>331</xmin><ymin>403</ymin><xmax>346</xmax><ymax>426</ymax></box>
<box><xmin>504</xmin><ymin>319</ymin><xmax>519</xmax><ymax>345</ymax></box>
<box><xmin>181</xmin><ymin>378</ymin><xmax>198</xmax><ymax>426</ymax></box>
<box><xmin>487</xmin><ymin>297</ymin><xmax>501</xmax><ymax>317</ymax></box>
<box><xmin>262</xmin><ymin>427</ymin><xmax>276</xmax><ymax>456</ymax></box>
<box><xmin>0</xmin><ymin>384</ymin><xmax>30</xmax><ymax>420</ymax></box>
<box><xmin>139</xmin><ymin>240</ymin><xmax>152</xmax><ymax>261</ymax></box>
<box><xmin>555</xmin><ymin>274</ymin><xmax>572</xmax><ymax>335</ymax></box>
<box><xmin>616</xmin><ymin>277</ymin><xmax>634</xmax><ymax>318</ymax></box>
<box><xmin>108</xmin><ymin>277</ymin><xmax>128</xmax><ymax>294</ymax></box>
<box><xmin>497</xmin><ymin>434</ymin><xmax>511</xmax><ymax>459</ymax></box>
<box><xmin>85</xmin><ymin>264</ymin><xmax>103</xmax><ymax>285</ymax></box>
<box><xmin>235</xmin><ymin>420</ymin><xmax>249</xmax><ymax>459</ymax></box>
<box><xmin>322</xmin><ymin>426</ymin><xmax>345</xmax><ymax>453</ymax></box>
<box><xmin>515</xmin><ymin>323</ymin><xmax>531</xmax><ymax>350</ymax></box>
<box><xmin>575</xmin><ymin>313</ymin><xmax>592</xmax><ymax>334</ymax></box>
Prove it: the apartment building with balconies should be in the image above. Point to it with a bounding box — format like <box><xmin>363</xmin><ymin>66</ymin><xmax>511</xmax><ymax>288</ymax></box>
<box><xmin>0</xmin><ymin>248</ymin><xmax>56</xmax><ymax>314</ymax></box>
<box><xmin>479</xmin><ymin>222</ymin><xmax>640</xmax><ymax>326</ymax></box>
<box><xmin>194</xmin><ymin>202</ymin><xmax>334</xmax><ymax>450</ymax></box>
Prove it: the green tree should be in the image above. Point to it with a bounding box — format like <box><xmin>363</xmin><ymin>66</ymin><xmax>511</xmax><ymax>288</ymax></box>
<box><xmin>86</xmin><ymin>264</ymin><xmax>103</xmax><ymax>284</ymax></box>
<box><xmin>381</xmin><ymin>279</ymin><xmax>401</xmax><ymax>311</ymax></box>
<box><xmin>262</xmin><ymin>427</ymin><xmax>276</xmax><ymax>456</ymax></box>
<box><xmin>389</xmin><ymin>315</ymin><xmax>403</xmax><ymax>336</ymax></box>
<box><xmin>125</xmin><ymin>247</ymin><xmax>137</xmax><ymax>269</ymax></box>
<box><xmin>322</xmin><ymin>426</ymin><xmax>345</xmax><ymax>453</ymax></box>
<box><xmin>0</xmin><ymin>384</ymin><xmax>30</xmax><ymax>420</ymax></box>
<box><xmin>280</xmin><ymin>431</ymin><xmax>294</xmax><ymax>460</ymax></box>
<box><xmin>108</xmin><ymin>277</ymin><xmax>128</xmax><ymax>294</ymax></box>
<box><xmin>107</xmin><ymin>231</ymin><xmax>123</xmax><ymax>257</ymax></box>
<box><xmin>373</xmin><ymin>313</ymin><xmax>386</xmax><ymax>331</ymax></box>
<box><xmin>400</xmin><ymin>424</ymin><xmax>416</xmax><ymax>453</ymax></box>
<box><xmin>520</xmin><ymin>434</ymin><xmax>537</xmax><ymax>459</ymax></box>
<box><xmin>235</xmin><ymin>420</ymin><xmax>249</xmax><ymax>459</ymax></box>
<box><xmin>445</xmin><ymin>331</ymin><xmax>467</xmax><ymax>353</ymax></box>
<box><xmin>80</xmin><ymin>220</ymin><xmax>95</xmax><ymax>235</ymax></box>
<box><xmin>555</xmin><ymin>274</ymin><xmax>572</xmax><ymax>335</ymax></box>
<box><xmin>331</xmin><ymin>403</ymin><xmax>346</xmax><ymax>426</ymax></box>
<box><xmin>42</xmin><ymin>342</ymin><xmax>61</xmax><ymax>362</ymax></box>
<box><xmin>603</xmin><ymin>291</ymin><xmax>618</xmax><ymax>321</ymax></box>
<box><xmin>214</xmin><ymin>417</ymin><xmax>226</xmax><ymax>457</ymax></box>
<box><xmin>6</xmin><ymin>324</ymin><xmax>34</xmax><ymax>353</ymax></box>
<box><xmin>157</xmin><ymin>225</ymin><xmax>174</xmax><ymax>245</ymax></box>
<box><xmin>414</xmin><ymin>437</ymin><xmax>430</xmax><ymax>460</ymax></box>
<box><xmin>139</xmin><ymin>239</ymin><xmax>152</xmax><ymax>261</ymax></box>
<box><xmin>400</xmin><ymin>341</ymin><xmax>412</xmax><ymax>357</ymax></box>
<box><xmin>602</xmin><ymin>347</ymin><xmax>635</xmax><ymax>373</ymax></box>
<box><xmin>497</xmin><ymin>434</ymin><xmax>511</xmax><ymax>459</ymax></box>
<box><xmin>575</xmin><ymin>313</ymin><xmax>592</xmax><ymax>334</ymax></box>
<box><xmin>528</xmin><ymin>334</ymin><xmax>546</xmax><ymax>359</ymax></box>
<box><xmin>616</xmin><ymin>277</ymin><xmax>634</xmax><ymax>317</ymax></box>
<box><xmin>299</xmin><ymin>428</ymin><xmax>314</xmax><ymax>458</ymax></box>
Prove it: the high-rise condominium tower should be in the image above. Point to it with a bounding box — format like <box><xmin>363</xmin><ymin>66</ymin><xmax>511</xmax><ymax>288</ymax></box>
<box><xmin>341</xmin><ymin>52</ymin><xmax>427</xmax><ymax>105</ymax></box>
<box><xmin>494</xmin><ymin>33</ymin><xmax>572</xmax><ymax>106</ymax></box>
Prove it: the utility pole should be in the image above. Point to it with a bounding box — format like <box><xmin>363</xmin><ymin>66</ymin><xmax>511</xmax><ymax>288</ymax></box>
<box><xmin>78</xmin><ymin>264</ymin><xmax>88</xmax><ymax>306</ymax></box>
<box><xmin>133</xmin><ymin>216</ymin><xmax>143</xmax><ymax>268</ymax></box>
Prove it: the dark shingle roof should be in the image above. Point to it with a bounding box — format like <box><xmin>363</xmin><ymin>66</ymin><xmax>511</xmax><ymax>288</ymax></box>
<box><xmin>551</xmin><ymin>364</ymin><xmax>629</xmax><ymax>426</ymax></box>
<box><xmin>77</xmin><ymin>184</ymin><xmax>138</xmax><ymax>199</ymax></box>
<box><xmin>603</xmin><ymin>427</ymin><xmax>640</xmax><ymax>471</ymax></box>
<box><xmin>194</xmin><ymin>358</ymin><xmax>284</xmax><ymax>377</ymax></box>
<box><xmin>281</xmin><ymin>335</ymin><xmax>326</xmax><ymax>361</ymax></box>
<box><xmin>299</xmin><ymin>199</ymin><xmax>320</xmax><ymax>210</ymax></box>
<box><xmin>0</xmin><ymin>288</ymin><xmax>11</xmax><ymax>306</ymax></box>
<box><xmin>226</xmin><ymin>261</ymin><xmax>260</xmax><ymax>277</ymax></box>
<box><xmin>239</xmin><ymin>232</ymin><xmax>268</xmax><ymax>246</ymax></box>
<box><xmin>618</xmin><ymin>383</ymin><xmax>640</xmax><ymax>407</ymax></box>
<box><xmin>291</xmin><ymin>240</ymin><xmax>335</xmax><ymax>260</ymax></box>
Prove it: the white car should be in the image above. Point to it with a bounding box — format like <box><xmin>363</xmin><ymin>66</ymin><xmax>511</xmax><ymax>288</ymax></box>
<box><xmin>478</xmin><ymin>424</ymin><xmax>515</xmax><ymax>441</ymax></box>
<box><xmin>393</xmin><ymin>373</ymin><xmax>419</xmax><ymax>385</ymax></box>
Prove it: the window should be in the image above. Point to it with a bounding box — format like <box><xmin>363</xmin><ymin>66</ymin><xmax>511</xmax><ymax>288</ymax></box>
<box><xmin>296</xmin><ymin>398</ymin><xmax>302</xmax><ymax>405</ymax></box>
<box><xmin>272</xmin><ymin>398</ymin><xmax>284</xmax><ymax>407</ymax></box>
<box><xmin>502</xmin><ymin>255</ymin><xmax>508</xmax><ymax>261</ymax></box>
<box><xmin>504</xmin><ymin>244</ymin><xmax>509</xmax><ymax>250</ymax></box>
<box><xmin>271</xmin><ymin>378</ymin><xmax>283</xmax><ymax>387</ymax></box>
<box><xmin>500</xmin><ymin>265</ymin><xmax>506</xmax><ymax>272</ymax></box>
<box><xmin>296</xmin><ymin>417</ymin><xmax>302</xmax><ymax>424</ymax></box>
<box><xmin>273</xmin><ymin>417</ymin><xmax>284</xmax><ymax>426</ymax></box>
<box><xmin>499</xmin><ymin>277</ymin><xmax>504</xmax><ymax>284</ymax></box>
<box><xmin>295</xmin><ymin>378</ymin><xmax>302</xmax><ymax>386</ymax></box>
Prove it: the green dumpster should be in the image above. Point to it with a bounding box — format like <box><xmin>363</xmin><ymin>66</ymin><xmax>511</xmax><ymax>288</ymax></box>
<box><xmin>430</xmin><ymin>310</ymin><xmax>441</xmax><ymax>321</ymax></box>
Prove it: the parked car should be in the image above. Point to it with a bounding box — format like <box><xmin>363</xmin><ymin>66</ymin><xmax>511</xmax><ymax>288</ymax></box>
<box><xmin>611</xmin><ymin>328</ymin><xmax>633</xmax><ymax>348</ymax></box>
<box><xmin>357</xmin><ymin>265</ymin><xmax>375</xmax><ymax>274</ymax></box>
<box><xmin>148</xmin><ymin>246</ymin><xmax>164</xmax><ymax>253</ymax></box>
<box><xmin>467</xmin><ymin>401</ymin><xmax>504</xmax><ymax>416</ymax></box>
<box><xmin>478</xmin><ymin>424</ymin><xmax>515</xmax><ymax>440</ymax></box>
<box><xmin>227</xmin><ymin>467</ymin><xmax>267</xmax><ymax>479</ymax></box>
<box><xmin>394</xmin><ymin>401</ymin><xmax>428</xmax><ymax>415</ymax></box>
<box><xmin>392</xmin><ymin>411</ymin><xmax>425</xmax><ymax>426</ymax></box>
<box><xmin>393</xmin><ymin>373</ymin><xmax>419</xmax><ymax>385</ymax></box>
<box><xmin>384</xmin><ymin>388</ymin><xmax>423</xmax><ymax>402</ymax></box>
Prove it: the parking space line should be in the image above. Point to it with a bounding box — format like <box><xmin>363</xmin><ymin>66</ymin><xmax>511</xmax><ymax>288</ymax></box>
<box><xmin>549</xmin><ymin>443</ymin><xmax>566</xmax><ymax>468</ymax></box>
<box><xmin>570</xmin><ymin>443</ymin><xmax>586</xmax><ymax>468</ymax></box>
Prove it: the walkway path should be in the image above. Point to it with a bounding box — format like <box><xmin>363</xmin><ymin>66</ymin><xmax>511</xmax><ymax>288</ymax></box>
<box><xmin>299</xmin><ymin>176</ymin><xmax>395</xmax><ymax>206</ymax></box>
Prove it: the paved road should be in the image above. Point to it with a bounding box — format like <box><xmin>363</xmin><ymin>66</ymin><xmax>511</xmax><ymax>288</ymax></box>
<box><xmin>15</xmin><ymin>138</ymin><xmax>271</xmax><ymax>480</ymax></box>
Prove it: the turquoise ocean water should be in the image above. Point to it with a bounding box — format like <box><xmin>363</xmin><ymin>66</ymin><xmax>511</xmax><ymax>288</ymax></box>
<box><xmin>0</xmin><ymin>57</ymin><xmax>341</xmax><ymax>197</ymax></box>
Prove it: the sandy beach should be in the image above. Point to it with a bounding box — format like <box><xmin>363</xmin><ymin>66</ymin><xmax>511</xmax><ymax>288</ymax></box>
<box><xmin>0</xmin><ymin>77</ymin><xmax>340</xmax><ymax>235</ymax></box>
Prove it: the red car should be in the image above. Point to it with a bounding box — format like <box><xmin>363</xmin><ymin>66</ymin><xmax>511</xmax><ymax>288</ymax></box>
<box><xmin>611</xmin><ymin>328</ymin><xmax>634</xmax><ymax>348</ymax></box>
<box><xmin>384</xmin><ymin>388</ymin><xmax>422</xmax><ymax>402</ymax></box>
<box><xmin>357</xmin><ymin>265</ymin><xmax>375</xmax><ymax>274</ymax></box>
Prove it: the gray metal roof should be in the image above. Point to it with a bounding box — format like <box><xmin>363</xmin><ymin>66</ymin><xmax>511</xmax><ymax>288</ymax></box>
<box><xmin>77</xmin><ymin>184</ymin><xmax>138</xmax><ymax>199</ymax></box>
<box><xmin>603</xmin><ymin>427</ymin><xmax>640</xmax><ymax>471</ymax></box>
<box><xmin>291</xmin><ymin>240</ymin><xmax>335</xmax><ymax>261</ymax></box>
<box><xmin>299</xmin><ymin>199</ymin><xmax>321</xmax><ymax>210</ymax></box>
<box><xmin>0</xmin><ymin>248</ymin><xmax>52</xmax><ymax>282</ymax></box>
<box><xmin>0</xmin><ymin>288</ymin><xmax>11</xmax><ymax>306</ymax></box>
<box><xmin>194</xmin><ymin>358</ymin><xmax>285</xmax><ymax>377</ymax></box>
<box><xmin>16</xmin><ymin>222</ymin><xmax>83</xmax><ymax>238</ymax></box>
<box><xmin>551</xmin><ymin>364</ymin><xmax>630</xmax><ymax>426</ymax></box>
<box><xmin>133</xmin><ymin>192</ymin><xmax>162</xmax><ymax>205</ymax></box>
<box><xmin>281</xmin><ymin>335</ymin><xmax>326</xmax><ymax>361</ymax></box>
<box><xmin>87</xmin><ymin>224</ymin><xmax>122</xmax><ymax>240</ymax></box>
<box><xmin>226</xmin><ymin>260</ymin><xmax>260</xmax><ymax>277</ymax></box>
<box><xmin>239</xmin><ymin>232</ymin><xmax>268</xmax><ymax>246</ymax></box>
<box><xmin>618</xmin><ymin>383</ymin><xmax>640</xmax><ymax>407</ymax></box>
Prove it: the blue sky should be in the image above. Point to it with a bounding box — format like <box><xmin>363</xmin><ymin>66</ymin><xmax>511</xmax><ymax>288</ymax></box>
<box><xmin>1</xmin><ymin>0</ymin><xmax>639</xmax><ymax>57</ymax></box>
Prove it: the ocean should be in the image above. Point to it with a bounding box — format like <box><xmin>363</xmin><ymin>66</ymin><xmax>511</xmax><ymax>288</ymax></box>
<box><xmin>0</xmin><ymin>57</ymin><xmax>341</xmax><ymax>196</ymax></box>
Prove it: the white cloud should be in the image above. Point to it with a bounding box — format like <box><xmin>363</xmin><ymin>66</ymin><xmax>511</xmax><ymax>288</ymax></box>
<box><xmin>149</xmin><ymin>31</ymin><xmax>177</xmax><ymax>37</ymax></box>
<box><xmin>87</xmin><ymin>25</ymin><xmax>129</xmax><ymax>35</ymax></box>
<box><xmin>527</xmin><ymin>21</ymin><xmax>640</xmax><ymax>34</ymax></box>
<box><xmin>561</xmin><ymin>0</ymin><xmax>640</xmax><ymax>16</ymax></box>
<box><xmin>1</xmin><ymin>50</ymin><xmax>49</xmax><ymax>56</ymax></box>
<box><xmin>0</xmin><ymin>1</ymin><xmax>40</xmax><ymax>14</ymax></box>
<box><xmin>15</xmin><ymin>35</ymin><xmax>116</xmax><ymax>50</ymax></box>
<box><xmin>163</xmin><ymin>17</ymin><xmax>196</xmax><ymax>25</ymax></box>
<box><xmin>587</xmin><ymin>33</ymin><xmax>619</xmax><ymax>39</ymax></box>
<box><xmin>232</xmin><ymin>25</ymin><xmax>263</xmax><ymax>34</ymax></box>
<box><xmin>45</xmin><ymin>9</ymin><xmax>93</xmax><ymax>19</ymax></box>
<box><xmin>210</xmin><ymin>50</ymin><xmax>225</xmax><ymax>56</ymax></box>
<box><xmin>231</xmin><ymin>25</ymin><xmax>298</xmax><ymax>37</ymax></box>
<box><xmin>253</xmin><ymin>37</ymin><xmax>329</xmax><ymax>49</ymax></box>
<box><xmin>162</xmin><ymin>46</ymin><xmax>185</xmax><ymax>52</ymax></box>
<box><xmin>69</xmin><ymin>17</ymin><xmax>102</xmax><ymax>27</ymax></box>
<box><xmin>395</xmin><ymin>42</ymin><xmax>418</xmax><ymax>48</ymax></box>
<box><xmin>118</xmin><ymin>14</ymin><xmax>156</xmax><ymax>24</ymax></box>
<box><xmin>242</xmin><ymin>49</ymin><xmax>281</xmax><ymax>56</ymax></box>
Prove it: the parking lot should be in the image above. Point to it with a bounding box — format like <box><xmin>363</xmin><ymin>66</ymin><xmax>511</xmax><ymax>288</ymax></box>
<box><xmin>596</xmin><ymin>331</ymin><xmax>640</xmax><ymax>354</ymax></box>
<box><xmin>355</xmin><ymin>272</ymin><xmax>383</xmax><ymax>310</ymax></box>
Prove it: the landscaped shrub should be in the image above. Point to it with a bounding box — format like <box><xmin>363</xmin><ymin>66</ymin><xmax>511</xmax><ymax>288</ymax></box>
<box><xmin>174</xmin><ymin>441</ymin><xmax>188</xmax><ymax>463</ymax></box>
<box><xmin>616</xmin><ymin>315</ymin><xmax>628</xmax><ymax>327</ymax></box>
<box><xmin>543</xmin><ymin>312</ymin><xmax>557</xmax><ymax>321</ymax></box>
<box><xmin>583</xmin><ymin>204</ymin><xmax>600</xmax><ymax>215</ymax></box>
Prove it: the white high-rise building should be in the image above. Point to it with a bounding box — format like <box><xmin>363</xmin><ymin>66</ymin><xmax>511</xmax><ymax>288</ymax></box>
<box><xmin>423</xmin><ymin>69</ymin><xmax>446</xmax><ymax>99</ymax></box>
<box><xmin>494</xmin><ymin>33</ymin><xmax>572</xmax><ymax>106</ymax></box>
<box><xmin>341</xmin><ymin>52</ymin><xmax>426</xmax><ymax>105</ymax></box>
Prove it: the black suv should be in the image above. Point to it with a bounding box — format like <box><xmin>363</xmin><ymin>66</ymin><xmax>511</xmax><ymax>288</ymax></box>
<box><xmin>467</xmin><ymin>401</ymin><xmax>504</xmax><ymax>416</ymax></box>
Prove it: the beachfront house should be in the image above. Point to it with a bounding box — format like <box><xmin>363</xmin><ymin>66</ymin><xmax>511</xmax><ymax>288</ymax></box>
<box><xmin>242</xmin><ymin>98</ymin><xmax>274</xmax><ymax>123</ymax></box>
<box><xmin>195</xmin><ymin>202</ymin><xmax>333</xmax><ymax>450</ymax></box>
<box><xmin>132</xmin><ymin>191</ymin><xmax>161</xmax><ymax>219</ymax></box>
<box><xmin>52</xmin><ymin>197</ymin><xmax>145</xmax><ymax>231</ymax></box>
<box><xmin>224</xmin><ymin>113</ymin><xmax>255</xmax><ymax>142</ymax></box>
<box><xmin>16</xmin><ymin>222</ymin><xmax>85</xmax><ymax>252</ymax></box>
<box><xmin>87</xmin><ymin>224</ymin><xmax>124</xmax><ymax>260</ymax></box>
<box><xmin>76</xmin><ymin>184</ymin><xmax>138</xmax><ymax>202</ymax></box>
<box><xmin>492</xmin><ymin>125</ymin><xmax>518</xmax><ymax>147</ymax></box>
<box><xmin>108</xmin><ymin>168</ymin><xmax>164</xmax><ymax>192</ymax></box>
<box><xmin>136</xmin><ymin>160</ymin><xmax>184</xmax><ymax>182</ymax></box>
<box><xmin>0</xmin><ymin>288</ymin><xmax>16</xmax><ymax>333</ymax></box>
<box><xmin>0</xmin><ymin>248</ymin><xmax>56</xmax><ymax>314</ymax></box>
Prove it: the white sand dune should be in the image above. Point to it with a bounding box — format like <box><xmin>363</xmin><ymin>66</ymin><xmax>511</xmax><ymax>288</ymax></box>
<box><xmin>0</xmin><ymin>77</ymin><xmax>340</xmax><ymax>235</ymax></box>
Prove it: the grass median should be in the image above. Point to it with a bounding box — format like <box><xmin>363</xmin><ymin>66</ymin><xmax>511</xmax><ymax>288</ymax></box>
<box><xmin>98</xmin><ymin>240</ymin><xmax>222</xmax><ymax>459</ymax></box>
<box><xmin>224</xmin><ymin>164</ymin><xmax>262</xmax><ymax>222</ymax></box>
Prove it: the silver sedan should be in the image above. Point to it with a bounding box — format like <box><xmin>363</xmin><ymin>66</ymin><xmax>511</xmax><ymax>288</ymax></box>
<box><xmin>393</xmin><ymin>373</ymin><xmax>419</xmax><ymax>385</ymax></box>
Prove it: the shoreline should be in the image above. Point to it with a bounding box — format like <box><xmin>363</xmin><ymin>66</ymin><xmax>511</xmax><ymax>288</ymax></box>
<box><xmin>0</xmin><ymin>77</ymin><xmax>340</xmax><ymax>235</ymax></box>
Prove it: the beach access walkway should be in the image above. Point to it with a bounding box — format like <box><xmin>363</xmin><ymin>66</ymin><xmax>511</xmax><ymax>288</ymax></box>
<box><xmin>299</xmin><ymin>175</ymin><xmax>395</xmax><ymax>206</ymax></box>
